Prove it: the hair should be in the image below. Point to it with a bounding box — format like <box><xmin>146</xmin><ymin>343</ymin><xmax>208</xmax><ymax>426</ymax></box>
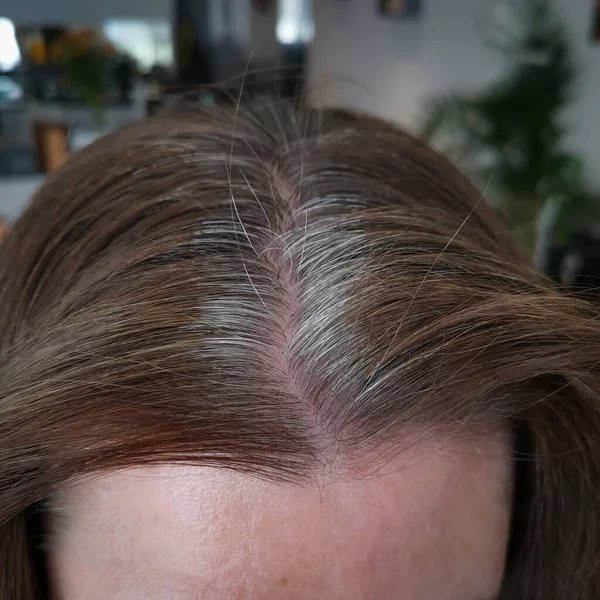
<box><xmin>1</xmin><ymin>98</ymin><xmax>600</xmax><ymax>599</ymax></box>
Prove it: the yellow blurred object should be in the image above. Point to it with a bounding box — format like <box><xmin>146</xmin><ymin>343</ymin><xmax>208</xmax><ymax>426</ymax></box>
<box><xmin>47</xmin><ymin>40</ymin><xmax>63</xmax><ymax>62</ymax></box>
<box><xmin>29</xmin><ymin>40</ymin><xmax>46</xmax><ymax>64</ymax></box>
<box><xmin>27</xmin><ymin>28</ymin><xmax>115</xmax><ymax>66</ymax></box>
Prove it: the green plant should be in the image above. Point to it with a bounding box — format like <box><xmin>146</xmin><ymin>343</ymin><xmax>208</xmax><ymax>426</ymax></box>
<box><xmin>420</xmin><ymin>0</ymin><xmax>591</xmax><ymax>255</ymax></box>
<box><xmin>59</xmin><ymin>30</ymin><xmax>115</xmax><ymax>126</ymax></box>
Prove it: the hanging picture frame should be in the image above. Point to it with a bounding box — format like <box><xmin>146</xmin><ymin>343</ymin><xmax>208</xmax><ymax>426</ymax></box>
<box><xmin>592</xmin><ymin>0</ymin><xmax>600</xmax><ymax>41</ymax></box>
<box><xmin>253</xmin><ymin>0</ymin><xmax>274</xmax><ymax>14</ymax></box>
<box><xmin>379</xmin><ymin>0</ymin><xmax>422</xmax><ymax>19</ymax></box>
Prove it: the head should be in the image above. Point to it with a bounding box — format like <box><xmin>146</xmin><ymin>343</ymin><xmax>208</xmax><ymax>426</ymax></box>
<box><xmin>1</xmin><ymin>100</ymin><xmax>599</xmax><ymax>599</ymax></box>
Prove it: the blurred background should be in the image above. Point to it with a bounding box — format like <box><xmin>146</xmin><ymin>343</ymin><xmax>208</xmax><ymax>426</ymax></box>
<box><xmin>1</xmin><ymin>0</ymin><xmax>600</xmax><ymax>289</ymax></box>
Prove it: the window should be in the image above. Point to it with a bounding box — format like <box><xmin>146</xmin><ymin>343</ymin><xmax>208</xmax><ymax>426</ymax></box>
<box><xmin>0</xmin><ymin>18</ymin><xmax>21</xmax><ymax>72</ymax></box>
<box><xmin>103</xmin><ymin>19</ymin><xmax>173</xmax><ymax>73</ymax></box>
<box><xmin>276</xmin><ymin>0</ymin><xmax>314</xmax><ymax>44</ymax></box>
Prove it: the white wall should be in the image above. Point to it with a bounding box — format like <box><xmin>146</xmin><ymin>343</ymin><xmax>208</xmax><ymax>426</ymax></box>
<box><xmin>0</xmin><ymin>0</ymin><xmax>172</xmax><ymax>24</ymax></box>
<box><xmin>560</xmin><ymin>0</ymin><xmax>600</xmax><ymax>190</ymax></box>
<box><xmin>308</xmin><ymin>0</ymin><xmax>600</xmax><ymax>190</ymax></box>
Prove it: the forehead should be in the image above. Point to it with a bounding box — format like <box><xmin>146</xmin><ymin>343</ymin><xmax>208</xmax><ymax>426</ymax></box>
<box><xmin>49</xmin><ymin>435</ymin><xmax>511</xmax><ymax>600</ymax></box>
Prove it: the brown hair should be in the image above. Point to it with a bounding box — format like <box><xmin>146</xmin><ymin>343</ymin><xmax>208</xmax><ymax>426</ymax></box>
<box><xmin>1</xmin><ymin>99</ymin><xmax>600</xmax><ymax>599</ymax></box>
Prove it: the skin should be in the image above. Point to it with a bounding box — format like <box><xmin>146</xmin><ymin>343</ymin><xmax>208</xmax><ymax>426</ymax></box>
<box><xmin>49</xmin><ymin>434</ymin><xmax>512</xmax><ymax>600</ymax></box>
